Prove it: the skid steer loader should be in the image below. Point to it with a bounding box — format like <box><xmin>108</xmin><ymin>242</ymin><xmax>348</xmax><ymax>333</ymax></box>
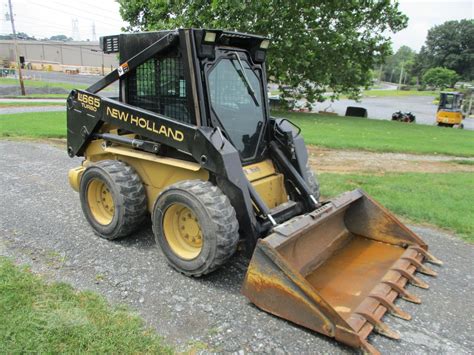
<box><xmin>66</xmin><ymin>29</ymin><xmax>442</xmax><ymax>354</ymax></box>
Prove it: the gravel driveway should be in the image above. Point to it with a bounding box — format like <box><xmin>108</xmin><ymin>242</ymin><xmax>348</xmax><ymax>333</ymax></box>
<box><xmin>0</xmin><ymin>140</ymin><xmax>472</xmax><ymax>354</ymax></box>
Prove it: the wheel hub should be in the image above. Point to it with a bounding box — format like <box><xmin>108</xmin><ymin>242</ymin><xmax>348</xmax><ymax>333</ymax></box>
<box><xmin>163</xmin><ymin>204</ymin><xmax>203</xmax><ymax>259</ymax></box>
<box><xmin>87</xmin><ymin>179</ymin><xmax>115</xmax><ymax>225</ymax></box>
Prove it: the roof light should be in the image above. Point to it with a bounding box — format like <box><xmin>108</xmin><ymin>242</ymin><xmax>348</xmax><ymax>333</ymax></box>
<box><xmin>204</xmin><ymin>31</ymin><xmax>217</xmax><ymax>43</ymax></box>
<box><xmin>260</xmin><ymin>39</ymin><xmax>270</xmax><ymax>49</ymax></box>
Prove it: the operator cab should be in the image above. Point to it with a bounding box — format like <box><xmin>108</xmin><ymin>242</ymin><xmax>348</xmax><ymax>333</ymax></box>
<box><xmin>101</xmin><ymin>29</ymin><xmax>271</xmax><ymax>163</ymax></box>
<box><xmin>438</xmin><ymin>92</ymin><xmax>463</xmax><ymax>112</ymax></box>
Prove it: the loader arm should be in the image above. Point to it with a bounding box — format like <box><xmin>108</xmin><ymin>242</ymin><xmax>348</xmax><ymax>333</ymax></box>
<box><xmin>67</xmin><ymin>89</ymin><xmax>264</xmax><ymax>249</ymax></box>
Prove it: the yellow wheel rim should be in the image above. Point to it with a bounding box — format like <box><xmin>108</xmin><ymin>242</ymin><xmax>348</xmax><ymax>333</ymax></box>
<box><xmin>163</xmin><ymin>203</ymin><xmax>203</xmax><ymax>260</ymax></box>
<box><xmin>87</xmin><ymin>179</ymin><xmax>115</xmax><ymax>225</ymax></box>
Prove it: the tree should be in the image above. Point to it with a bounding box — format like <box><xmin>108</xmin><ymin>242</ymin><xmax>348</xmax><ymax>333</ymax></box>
<box><xmin>118</xmin><ymin>0</ymin><xmax>408</xmax><ymax>103</ymax></box>
<box><xmin>49</xmin><ymin>34</ymin><xmax>73</xmax><ymax>41</ymax></box>
<box><xmin>0</xmin><ymin>32</ymin><xmax>35</xmax><ymax>40</ymax></box>
<box><xmin>381</xmin><ymin>45</ymin><xmax>416</xmax><ymax>83</ymax></box>
<box><xmin>415</xmin><ymin>20</ymin><xmax>474</xmax><ymax>80</ymax></box>
<box><xmin>422</xmin><ymin>67</ymin><xmax>459</xmax><ymax>89</ymax></box>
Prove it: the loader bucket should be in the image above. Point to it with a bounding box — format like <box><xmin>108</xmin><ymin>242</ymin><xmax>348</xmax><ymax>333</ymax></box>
<box><xmin>242</xmin><ymin>189</ymin><xmax>442</xmax><ymax>354</ymax></box>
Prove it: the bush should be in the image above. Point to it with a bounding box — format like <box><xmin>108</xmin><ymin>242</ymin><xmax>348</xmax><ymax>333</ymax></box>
<box><xmin>422</xmin><ymin>67</ymin><xmax>459</xmax><ymax>89</ymax></box>
<box><xmin>409</xmin><ymin>77</ymin><xmax>418</xmax><ymax>86</ymax></box>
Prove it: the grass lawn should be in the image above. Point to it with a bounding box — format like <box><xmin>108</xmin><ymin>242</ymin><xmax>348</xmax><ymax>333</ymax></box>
<box><xmin>0</xmin><ymin>111</ymin><xmax>66</xmax><ymax>138</ymax></box>
<box><xmin>361</xmin><ymin>89</ymin><xmax>439</xmax><ymax>98</ymax></box>
<box><xmin>0</xmin><ymin>77</ymin><xmax>88</xmax><ymax>91</ymax></box>
<box><xmin>3</xmin><ymin>94</ymin><xmax>69</xmax><ymax>99</ymax></box>
<box><xmin>0</xmin><ymin>101</ymin><xmax>64</xmax><ymax>107</ymax></box>
<box><xmin>276</xmin><ymin>111</ymin><xmax>474</xmax><ymax>157</ymax></box>
<box><xmin>1</xmin><ymin>111</ymin><xmax>474</xmax><ymax>157</ymax></box>
<box><xmin>0</xmin><ymin>257</ymin><xmax>172</xmax><ymax>353</ymax></box>
<box><xmin>319</xmin><ymin>172</ymin><xmax>474</xmax><ymax>242</ymax></box>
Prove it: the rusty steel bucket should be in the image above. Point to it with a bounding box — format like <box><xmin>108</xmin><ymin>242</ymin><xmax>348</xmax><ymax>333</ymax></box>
<box><xmin>242</xmin><ymin>189</ymin><xmax>442</xmax><ymax>354</ymax></box>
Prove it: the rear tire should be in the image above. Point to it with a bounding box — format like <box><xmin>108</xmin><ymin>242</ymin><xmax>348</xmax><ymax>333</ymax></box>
<box><xmin>79</xmin><ymin>160</ymin><xmax>147</xmax><ymax>240</ymax></box>
<box><xmin>152</xmin><ymin>180</ymin><xmax>239</xmax><ymax>277</ymax></box>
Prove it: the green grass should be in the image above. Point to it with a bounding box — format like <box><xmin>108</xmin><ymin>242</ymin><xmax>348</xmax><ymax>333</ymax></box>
<box><xmin>450</xmin><ymin>159</ymin><xmax>474</xmax><ymax>165</ymax></box>
<box><xmin>276</xmin><ymin>111</ymin><xmax>474</xmax><ymax>157</ymax></box>
<box><xmin>0</xmin><ymin>77</ymin><xmax>88</xmax><ymax>90</ymax></box>
<box><xmin>3</xmin><ymin>94</ymin><xmax>69</xmax><ymax>99</ymax></box>
<box><xmin>361</xmin><ymin>89</ymin><xmax>439</xmax><ymax>97</ymax></box>
<box><xmin>2</xmin><ymin>111</ymin><xmax>474</xmax><ymax>157</ymax></box>
<box><xmin>0</xmin><ymin>257</ymin><xmax>172</xmax><ymax>353</ymax></box>
<box><xmin>319</xmin><ymin>172</ymin><xmax>474</xmax><ymax>242</ymax></box>
<box><xmin>0</xmin><ymin>111</ymin><xmax>66</xmax><ymax>138</ymax></box>
<box><xmin>0</xmin><ymin>101</ymin><xmax>64</xmax><ymax>107</ymax></box>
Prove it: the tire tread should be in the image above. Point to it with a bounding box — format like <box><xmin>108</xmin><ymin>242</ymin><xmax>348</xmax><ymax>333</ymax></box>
<box><xmin>156</xmin><ymin>180</ymin><xmax>239</xmax><ymax>276</ymax></box>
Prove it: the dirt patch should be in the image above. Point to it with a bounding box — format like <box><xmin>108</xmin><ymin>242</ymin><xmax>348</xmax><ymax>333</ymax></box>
<box><xmin>307</xmin><ymin>146</ymin><xmax>474</xmax><ymax>173</ymax></box>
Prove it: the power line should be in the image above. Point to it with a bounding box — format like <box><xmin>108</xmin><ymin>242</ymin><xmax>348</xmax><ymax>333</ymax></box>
<box><xmin>4</xmin><ymin>13</ymin><xmax>121</xmax><ymax>39</ymax></box>
<box><xmin>44</xmin><ymin>0</ymin><xmax>125</xmax><ymax>24</ymax></box>
<box><xmin>16</xmin><ymin>0</ymin><xmax>125</xmax><ymax>28</ymax></box>
<box><xmin>1</xmin><ymin>13</ymin><xmax>116</xmax><ymax>30</ymax></box>
<box><xmin>5</xmin><ymin>16</ymin><xmax>78</xmax><ymax>33</ymax></box>
<box><xmin>73</xmin><ymin>0</ymin><xmax>121</xmax><ymax>15</ymax></box>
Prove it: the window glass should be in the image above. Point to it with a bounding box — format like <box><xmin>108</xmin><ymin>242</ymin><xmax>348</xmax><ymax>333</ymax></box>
<box><xmin>445</xmin><ymin>94</ymin><xmax>454</xmax><ymax>109</ymax></box>
<box><xmin>208</xmin><ymin>58</ymin><xmax>265</xmax><ymax>160</ymax></box>
<box><xmin>129</xmin><ymin>56</ymin><xmax>190</xmax><ymax>123</ymax></box>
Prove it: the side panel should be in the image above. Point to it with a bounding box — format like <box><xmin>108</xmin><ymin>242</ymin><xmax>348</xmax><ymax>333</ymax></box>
<box><xmin>436</xmin><ymin>110</ymin><xmax>463</xmax><ymax>124</ymax></box>
<box><xmin>244</xmin><ymin>159</ymin><xmax>288</xmax><ymax>209</ymax></box>
<box><xmin>67</xmin><ymin>91</ymin><xmax>197</xmax><ymax>157</ymax></box>
<box><xmin>84</xmin><ymin>145</ymin><xmax>209</xmax><ymax>212</ymax></box>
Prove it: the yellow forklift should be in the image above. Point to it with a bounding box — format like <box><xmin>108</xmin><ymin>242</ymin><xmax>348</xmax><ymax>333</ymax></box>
<box><xmin>436</xmin><ymin>92</ymin><xmax>464</xmax><ymax>128</ymax></box>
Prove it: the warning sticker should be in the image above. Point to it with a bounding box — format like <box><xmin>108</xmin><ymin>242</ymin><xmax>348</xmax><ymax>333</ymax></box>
<box><xmin>117</xmin><ymin>62</ymin><xmax>130</xmax><ymax>76</ymax></box>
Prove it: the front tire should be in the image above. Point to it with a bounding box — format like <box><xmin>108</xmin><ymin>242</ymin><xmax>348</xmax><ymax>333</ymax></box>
<box><xmin>152</xmin><ymin>180</ymin><xmax>239</xmax><ymax>277</ymax></box>
<box><xmin>79</xmin><ymin>160</ymin><xmax>147</xmax><ymax>240</ymax></box>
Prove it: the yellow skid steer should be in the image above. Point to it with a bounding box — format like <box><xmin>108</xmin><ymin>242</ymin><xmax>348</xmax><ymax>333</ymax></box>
<box><xmin>66</xmin><ymin>29</ymin><xmax>441</xmax><ymax>354</ymax></box>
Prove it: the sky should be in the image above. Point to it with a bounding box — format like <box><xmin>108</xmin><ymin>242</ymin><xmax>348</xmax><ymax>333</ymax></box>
<box><xmin>0</xmin><ymin>0</ymin><xmax>127</xmax><ymax>41</ymax></box>
<box><xmin>391</xmin><ymin>0</ymin><xmax>473</xmax><ymax>51</ymax></box>
<box><xmin>0</xmin><ymin>0</ymin><xmax>473</xmax><ymax>52</ymax></box>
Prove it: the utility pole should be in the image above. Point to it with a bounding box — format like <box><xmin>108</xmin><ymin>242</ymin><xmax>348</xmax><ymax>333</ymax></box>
<box><xmin>91</xmin><ymin>21</ymin><xmax>97</xmax><ymax>42</ymax></box>
<box><xmin>72</xmin><ymin>18</ymin><xmax>80</xmax><ymax>41</ymax></box>
<box><xmin>7</xmin><ymin>0</ymin><xmax>25</xmax><ymax>95</ymax></box>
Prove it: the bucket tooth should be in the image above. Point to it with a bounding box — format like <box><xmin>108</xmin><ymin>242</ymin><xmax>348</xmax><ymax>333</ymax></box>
<box><xmin>369</xmin><ymin>294</ymin><xmax>412</xmax><ymax>321</ymax></box>
<box><xmin>382</xmin><ymin>280</ymin><xmax>421</xmax><ymax>304</ymax></box>
<box><xmin>356</xmin><ymin>312</ymin><xmax>401</xmax><ymax>340</ymax></box>
<box><xmin>360</xmin><ymin>339</ymin><xmax>381</xmax><ymax>355</ymax></box>
<box><xmin>393</xmin><ymin>268</ymin><xmax>430</xmax><ymax>289</ymax></box>
<box><xmin>402</xmin><ymin>256</ymin><xmax>438</xmax><ymax>277</ymax></box>
<box><xmin>409</xmin><ymin>246</ymin><xmax>443</xmax><ymax>266</ymax></box>
<box><xmin>241</xmin><ymin>189</ymin><xmax>441</xmax><ymax>354</ymax></box>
